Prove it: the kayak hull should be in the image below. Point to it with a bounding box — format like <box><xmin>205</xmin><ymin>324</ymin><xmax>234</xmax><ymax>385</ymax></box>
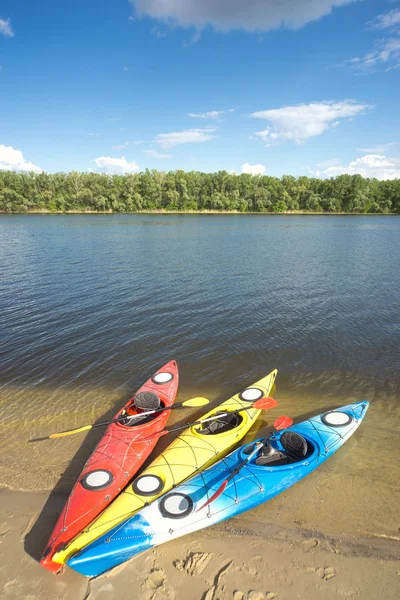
<box><xmin>68</xmin><ymin>400</ymin><xmax>368</xmax><ymax>577</ymax></box>
<box><xmin>54</xmin><ymin>369</ymin><xmax>277</xmax><ymax>564</ymax></box>
<box><xmin>40</xmin><ymin>360</ymin><xmax>179</xmax><ymax>572</ymax></box>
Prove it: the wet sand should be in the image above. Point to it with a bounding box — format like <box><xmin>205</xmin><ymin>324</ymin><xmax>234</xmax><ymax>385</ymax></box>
<box><xmin>1</xmin><ymin>383</ymin><xmax>399</xmax><ymax>538</ymax></box>
<box><xmin>1</xmin><ymin>488</ymin><xmax>399</xmax><ymax>600</ymax></box>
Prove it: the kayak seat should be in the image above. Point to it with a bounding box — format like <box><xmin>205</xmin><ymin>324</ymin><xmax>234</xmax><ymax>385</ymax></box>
<box><xmin>199</xmin><ymin>412</ymin><xmax>242</xmax><ymax>435</ymax></box>
<box><xmin>122</xmin><ymin>392</ymin><xmax>163</xmax><ymax>427</ymax></box>
<box><xmin>134</xmin><ymin>391</ymin><xmax>161</xmax><ymax>411</ymax></box>
<box><xmin>255</xmin><ymin>432</ymin><xmax>309</xmax><ymax>466</ymax></box>
<box><xmin>255</xmin><ymin>441</ymin><xmax>291</xmax><ymax>466</ymax></box>
<box><xmin>280</xmin><ymin>431</ymin><xmax>308</xmax><ymax>459</ymax></box>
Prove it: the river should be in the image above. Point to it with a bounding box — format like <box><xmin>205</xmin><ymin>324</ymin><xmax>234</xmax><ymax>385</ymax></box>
<box><xmin>0</xmin><ymin>213</ymin><xmax>399</xmax><ymax>538</ymax></box>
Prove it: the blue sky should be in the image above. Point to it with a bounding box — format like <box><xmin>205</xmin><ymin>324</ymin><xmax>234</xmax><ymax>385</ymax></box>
<box><xmin>0</xmin><ymin>0</ymin><xmax>399</xmax><ymax>178</ymax></box>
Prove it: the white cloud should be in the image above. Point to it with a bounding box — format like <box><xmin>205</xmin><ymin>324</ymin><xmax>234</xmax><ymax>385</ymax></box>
<box><xmin>252</xmin><ymin>100</ymin><xmax>369</xmax><ymax>145</ymax></box>
<box><xmin>130</xmin><ymin>1</ymin><xmax>355</xmax><ymax>32</ymax></box>
<box><xmin>314</xmin><ymin>154</ymin><xmax>400</xmax><ymax>180</ymax></box>
<box><xmin>144</xmin><ymin>149</ymin><xmax>172</xmax><ymax>159</ymax></box>
<box><xmin>94</xmin><ymin>156</ymin><xmax>140</xmax><ymax>174</ymax></box>
<box><xmin>87</xmin><ymin>132</ymin><xmax>102</xmax><ymax>137</ymax></box>
<box><xmin>241</xmin><ymin>163</ymin><xmax>266</xmax><ymax>175</ymax></box>
<box><xmin>0</xmin><ymin>145</ymin><xmax>42</xmax><ymax>173</ymax></box>
<box><xmin>0</xmin><ymin>17</ymin><xmax>14</xmax><ymax>37</ymax></box>
<box><xmin>345</xmin><ymin>9</ymin><xmax>400</xmax><ymax>72</ymax></box>
<box><xmin>347</xmin><ymin>37</ymin><xmax>400</xmax><ymax>70</ymax></box>
<box><xmin>112</xmin><ymin>141</ymin><xmax>131</xmax><ymax>150</ymax></box>
<box><xmin>386</xmin><ymin>62</ymin><xmax>400</xmax><ymax>72</ymax></box>
<box><xmin>155</xmin><ymin>127</ymin><xmax>216</xmax><ymax>149</ymax></box>
<box><xmin>133</xmin><ymin>140</ymin><xmax>145</xmax><ymax>145</ymax></box>
<box><xmin>369</xmin><ymin>8</ymin><xmax>400</xmax><ymax>30</ymax></box>
<box><xmin>188</xmin><ymin>110</ymin><xmax>224</xmax><ymax>120</ymax></box>
<box><xmin>356</xmin><ymin>142</ymin><xmax>399</xmax><ymax>153</ymax></box>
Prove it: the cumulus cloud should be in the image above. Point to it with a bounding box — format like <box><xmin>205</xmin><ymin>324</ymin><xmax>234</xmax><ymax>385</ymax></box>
<box><xmin>155</xmin><ymin>127</ymin><xmax>216</xmax><ymax>149</ymax></box>
<box><xmin>144</xmin><ymin>149</ymin><xmax>172</xmax><ymax>159</ymax></box>
<box><xmin>241</xmin><ymin>163</ymin><xmax>266</xmax><ymax>175</ymax></box>
<box><xmin>94</xmin><ymin>156</ymin><xmax>140</xmax><ymax>174</ymax></box>
<box><xmin>0</xmin><ymin>145</ymin><xmax>42</xmax><ymax>173</ymax></box>
<box><xmin>188</xmin><ymin>110</ymin><xmax>224</xmax><ymax>120</ymax></box>
<box><xmin>252</xmin><ymin>100</ymin><xmax>369</xmax><ymax>145</ymax></box>
<box><xmin>314</xmin><ymin>154</ymin><xmax>400</xmax><ymax>180</ymax></box>
<box><xmin>0</xmin><ymin>17</ymin><xmax>14</xmax><ymax>37</ymax></box>
<box><xmin>130</xmin><ymin>0</ymin><xmax>355</xmax><ymax>32</ymax></box>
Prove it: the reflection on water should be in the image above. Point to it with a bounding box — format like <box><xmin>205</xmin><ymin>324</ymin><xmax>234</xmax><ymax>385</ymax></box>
<box><xmin>0</xmin><ymin>214</ymin><xmax>399</xmax><ymax>537</ymax></box>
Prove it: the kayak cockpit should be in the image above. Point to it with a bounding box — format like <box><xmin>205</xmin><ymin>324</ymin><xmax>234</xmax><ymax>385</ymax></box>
<box><xmin>196</xmin><ymin>411</ymin><xmax>243</xmax><ymax>435</ymax></box>
<box><xmin>119</xmin><ymin>392</ymin><xmax>166</xmax><ymax>427</ymax></box>
<box><xmin>246</xmin><ymin>432</ymin><xmax>314</xmax><ymax>467</ymax></box>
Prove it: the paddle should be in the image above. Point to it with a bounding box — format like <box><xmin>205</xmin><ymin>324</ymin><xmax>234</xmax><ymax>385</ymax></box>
<box><xmin>196</xmin><ymin>415</ymin><xmax>293</xmax><ymax>512</ymax></box>
<box><xmin>34</xmin><ymin>397</ymin><xmax>210</xmax><ymax>441</ymax></box>
<box><xmin>139</xmin><ymin>397</ymin><xmax>278</xmax><ymax>443</ymax></box>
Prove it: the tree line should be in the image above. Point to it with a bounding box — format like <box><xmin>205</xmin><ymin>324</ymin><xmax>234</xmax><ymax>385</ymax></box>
<box><xmin>0</xmin><ymin>169</ymin><xmax>399</xmax><ymax>213</ymax></box>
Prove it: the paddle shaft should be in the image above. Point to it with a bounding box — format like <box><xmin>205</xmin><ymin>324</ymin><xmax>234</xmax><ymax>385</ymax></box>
<box><xmin>48</xmin><ymin>397</ymin><xmax>209</xmax><ymax>438</ymax></box>
<box><xmin>227</xmin><ymin>441</ymin><xmax>263</xmax><ymax>483</ymax></box>
<box><xmin>91</xmin><ymin>396</ymin><xmax>210</xmax><ymax>428</ymax></box>
<box><xmin>142</xmin><ymin>402</ymin><xmax>269</xmax><ymax>441</ymax></box>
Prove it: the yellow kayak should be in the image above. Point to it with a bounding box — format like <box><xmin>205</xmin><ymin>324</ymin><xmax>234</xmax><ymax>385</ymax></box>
<box><xmin>54</xmin><ymin>368</ymin><xmax>277</xmax><ymax>564</ymax></box>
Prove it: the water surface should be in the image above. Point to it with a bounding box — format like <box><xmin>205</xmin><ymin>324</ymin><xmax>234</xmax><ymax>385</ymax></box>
<box><xmin>0</xmin><ymin>214</ymin><xmax>399</xmax><ymax>538</ymax></box>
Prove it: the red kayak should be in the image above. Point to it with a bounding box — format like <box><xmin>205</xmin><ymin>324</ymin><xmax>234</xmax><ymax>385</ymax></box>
<box><xmin>40</xmin><ymin>360</ymin><xmax>178</xmax><ymax>573</ymax></box>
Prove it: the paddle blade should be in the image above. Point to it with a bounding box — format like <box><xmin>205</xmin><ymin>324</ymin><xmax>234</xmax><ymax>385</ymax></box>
<box><xmin>253</xmin><ymin>397</ymin><xmax>278</xmax><ymax>410</ymax></box>
<box><xmin>196</xmin><ymin>480</ymin><xmax>228</xmax><ymax>512</ymax></box>
<box><xmin>183</xmin><ymin>397</ymin><xmax>209</xmax><ymax>408</ymax></box>
<box><xmin>49</xmin><ymin>425</ymin><xmax>92</xmax><ymax>439</ymax></box>
<box><xmin>274</xmin><ymin>416</ymin><xmax>293</xmax><ymax>431</ymax></box>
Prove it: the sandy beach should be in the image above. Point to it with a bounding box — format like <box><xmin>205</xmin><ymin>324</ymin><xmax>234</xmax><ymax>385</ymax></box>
<box><xmin>1</xmin><ymin>487</ymin><xmax>399</xmax><ymax>600</ymax></box>
<box><xmin>1</xmin><ymin>384</ymin><xmax>399</xmax><ymax>599</ymax></box>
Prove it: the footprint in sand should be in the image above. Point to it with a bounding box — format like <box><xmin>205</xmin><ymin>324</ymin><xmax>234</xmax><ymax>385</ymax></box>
<box><xmin>174</xmin><ymin>552</ymin><xmax>214</xmax><ymax>577</ymax></box>
<box><xmin>248</xmin><ymin>592</ymin><xmax>265</xmax><ymax>600</ymax></box>
<box><xmin>305</xmin><ymin>566</ymin><xmax>337</xmax><ymax>581</ymax></box>
<box><xmin>141</xmin><ymin>568</ymin><xmax>175</xmax><ymax>600</ymax></box>
<box><xmin>302</xmin><ymin>538</ymin><xmax>319</xmax><ymax>552</ymax></box>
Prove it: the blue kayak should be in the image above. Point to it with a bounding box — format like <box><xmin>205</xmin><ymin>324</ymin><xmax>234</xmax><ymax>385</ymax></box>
<box><xmin>68</xmin><ymin>401</ymin><xmax>368</xmax><ymax>577</ymax></box>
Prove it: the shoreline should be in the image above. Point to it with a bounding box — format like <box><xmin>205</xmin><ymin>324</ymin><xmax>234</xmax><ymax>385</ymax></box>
<box><xmin>1</xmin><ymin>487</ymin><xmax>399</xmax><ymax>600</ymax></box>
<box><xmin>0</xmin><ymin>209</ymin><xmax>398</xmax><ymax>216</ymax></box>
